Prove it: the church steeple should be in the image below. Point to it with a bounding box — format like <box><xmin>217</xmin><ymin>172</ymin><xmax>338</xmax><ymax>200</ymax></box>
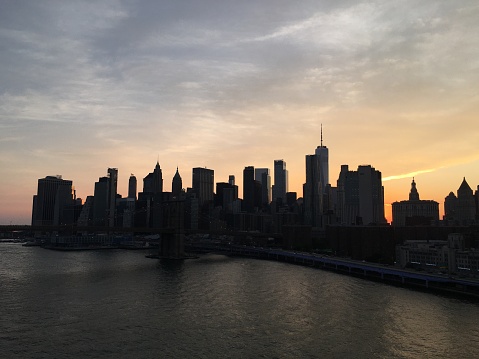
<box><xmin>409</xmin><ymin>178</ymin><xmax>420</xmax><ymax>201</ymax></box>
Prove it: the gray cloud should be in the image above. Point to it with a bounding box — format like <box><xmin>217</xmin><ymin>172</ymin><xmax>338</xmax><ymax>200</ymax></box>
<box><xmin>1</xmin><ymin>0</ymin><xmax>479</xmax><ymax>223</ymax></box>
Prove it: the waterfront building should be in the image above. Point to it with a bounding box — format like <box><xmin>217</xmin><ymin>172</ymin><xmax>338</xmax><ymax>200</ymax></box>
<box><xmin>128</xmin><ymin>174</ymin><xmax>137</xmax><ymax>200</ymax></box>
<box><xmin>396</xmin><ymin>233</ymin><xmax>479</xmax><ymax>277</ymax></box>
<box><xmin>391</xmin><ymin>179</ymin><xmax>439</xmax><ymax>226</ymax></box>
<box><xmin>336</xmin><ymin>165</ymin><xmax>386</xmax><ymax>225</ymax></box>
<box><xmin>272</xmin><ymin>160</ymin><xmax>288</xmax><ymax>204</ymax></box>
<box><xmin>192</xmin><ymin>167</ymin><xmax>214</xmax><ymax>206</ymax></box>
<box><xmin>32</xmin><ymin>175</ymin><xmax>74</xmax><ymax>226</ymax></box>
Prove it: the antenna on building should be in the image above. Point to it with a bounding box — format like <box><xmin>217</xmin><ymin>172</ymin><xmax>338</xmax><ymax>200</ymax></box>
<box><xmin>321</xmin><ymin>123</ymin><xmax>323</xmax><ymax>147</ymax></box>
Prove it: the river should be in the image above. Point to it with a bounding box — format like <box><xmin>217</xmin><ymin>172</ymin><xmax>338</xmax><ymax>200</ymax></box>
<box><xmin>1</xmin><ymin>243</ymin><xmax>478</xmax><ymax>358</ymax></box>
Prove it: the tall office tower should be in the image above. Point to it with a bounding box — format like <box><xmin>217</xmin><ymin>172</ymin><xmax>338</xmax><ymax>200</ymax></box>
<box><xmin>172</xmin><ymin>167</ymin><xmax>183</xmax><ymax>197</ymax></box>
<box><xmin>143</xmin><ymin>161</ymin><xmax>163</xmax><ymax>195</ymax></box>
<box><xmin>32</xmin><ymin>175</ymin><xmax>74</xmax><ymax>226</ymax></box>
<box><xmin>456</xmin><ymin>178</ymin><xmax>476</xmax><ymax>223</ymax></box>
<box><xmin>192</xmin><ymin>167</ymin><xmax>214</xmax><ymax>206</ymax></box>
<box><xmin>229</xmin><ymin>175</ymin><xmax>235</xmax><ymax>186</ymax></box>
<box><xmin>215</xmin><ymin>182</ymin><xmax>238</xmax><ymax>209</ymax></box>
<box><xmin>128</xmin><ymin>174</ymin><xmax>137</xmax><ymax>200</ymax></box>
<box><xmin>336</xmin><ymin>165</ymin><xmax>385</xmax><ymax>225</ymax></box>
<box><xmin>92</xmin><ymin>169</ymin><xmax>118</xmax><ymax>227</ymax></box>
<box><xmin>304</xmin><ymin>154</ymin><xmax>323</xmax><ymax>227</ymax></box>
<box><xmin>255</xmin><ymin>168</ymin><xmax>271</xmax><ymax>206</ymax></box>
<box><xmin>107</xmin><ymin>168</ymin><xmax>118</xmax><ymax>227</ymax></box>
<box><xmin>243</xmin><ymin>166</ymin><xmax>256</xmax><ymax>213</ymax></box>
<box><xmin>93</xmin><ymin>176</ymin><xmax>109</xmax><ymax>226</ymax></box>
<box><xmin>272</xmin><ymin>160</ymin><xmax>288</xmax><ymax>204</ymax></box>
<box><xmin>314</xmin><ymin>124</ymin><xmax>329</xmax><ymax>193</ymax></box>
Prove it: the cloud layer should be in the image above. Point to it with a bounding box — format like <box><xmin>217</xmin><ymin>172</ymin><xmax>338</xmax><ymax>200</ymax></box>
<box><xmin>1</xmin><ymin>1</ymin><xmax>479</xmax><ymax>223</ymax></box>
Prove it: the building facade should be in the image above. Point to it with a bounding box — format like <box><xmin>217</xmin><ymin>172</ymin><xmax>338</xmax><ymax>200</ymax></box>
<box><xmin>444</xmin><ymin>178</ymin><xmax>476</xmax><ymax>225</ymax></box>
<box><xmin>192</xmin><ymin>167</ymin><xmax>214</xmax><ymax>206</ymax></box>
<box><xmin>32</xmin><ymin>175</ymin><xmax>74</xmax><ymax>226</ymax></box>
<box><xmin>272</xmin><ymin>160</ymin><xmax>288</xmax><ymax>204</ymax></box>
<box><xmin>336</xmin><ymin>165</ymin><xmax>386</xmax><ymax>225</ymax></box>
<box><xmin>392</xmin><ymin>179</ymin><xmax>439</xmax><ymax>226</ymax></box>
<box><xmin>255</xmin><ymin>168</ymin><xmax>271</xmax><ymax>207</ymax></box>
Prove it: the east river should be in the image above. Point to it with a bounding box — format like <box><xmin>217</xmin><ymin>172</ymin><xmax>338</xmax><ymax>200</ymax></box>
<box><xmin>1</xmin><ymin>243</ymin><xmax>479</xmax><ymax>358</ymax></box>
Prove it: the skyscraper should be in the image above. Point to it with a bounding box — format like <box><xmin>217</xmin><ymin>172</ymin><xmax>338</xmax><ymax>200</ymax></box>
<box><xmin>304</xmin><ymin>155</ymin><xmax>323</xmax><ymax>227</ymax></box>
<box><xmin>107</xmin><ymin>168</ymin><xmax>118</xmax><ymax>227</ymax></box>
<box><xmin>91</xmin><ymin>168</ymin><xmax>118</xmax><ymax>227</ymax></box>
<box><xmin>456</xmin><ymin>178</ymin><xmax>476</xmax><ymax>223</ymax></box>
<box><xmin>314</xmin><ymin>124</ymin><xmax>329</xmax><ymax>193</ymax></box>
<box><xmin>192</xmin><ymin>167</ymin><xmax>214</xmax><ymax>206</ymax></box>
<box><xmin>272</xmin><ymin>160</ymin><xmax>288</xmax><ymax>204</ymax></box>
<box><xmin>172</xmin><ymin>167</ymin><xmax>183</xmax><ymax>197</ymax></box>
<box><xmin>336</xmin><ymin>165</ymin><xmax>385</xmax><ymax>225</ymax></box>
<box><xmin>128</xmin><ymin>174</ymin><xmax>137</xmax><ymax>200</ymax></box>
<box><xmin>143</xmin><ymin>161</ymin><xmax>163</xmax><ymax>195</ymax></box>
<box><xmin>255</xmin><ymin>168</ymin><xmax>271</xmax><ymax>206</ymax></box>
<box><xmin>243</xmin><ymin>166</ymin><xmax>256</xmax><ymax>213</ymax></box>
<box><xmin>32</xmin><ymin>175</ymin><xmax>73</xmax><ymax>226</ymax></box>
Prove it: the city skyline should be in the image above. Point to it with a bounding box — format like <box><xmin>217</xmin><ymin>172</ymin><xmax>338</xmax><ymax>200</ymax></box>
<box><xmin>1</xmin><ymin>1</ymin><xmax>479</xmax><ymax>224</ymax></box>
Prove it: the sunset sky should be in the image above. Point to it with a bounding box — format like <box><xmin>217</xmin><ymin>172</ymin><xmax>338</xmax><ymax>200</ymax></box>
<box><xmin>1</xmin><ymin>1</ymin><xmax>479</xmax><ymax>224</ymax></box>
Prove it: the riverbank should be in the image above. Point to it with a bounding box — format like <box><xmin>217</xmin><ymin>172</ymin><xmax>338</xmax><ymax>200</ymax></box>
<box><xmin>187</xmin><ymin>243</ymin><xmax>479</xmax><ymax>300</ymax></box>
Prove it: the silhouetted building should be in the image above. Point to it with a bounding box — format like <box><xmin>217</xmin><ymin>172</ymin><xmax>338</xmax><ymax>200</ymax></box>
<box><xmin>128</xmin><ymin>174</ymin><xmax>137</xmax><ymax>200</ymax></box>
<box><xmin>392</xmin><ymin>179</ymin><xmax>439</xmax><ymax>226</ymax></box>
<box><xmin>314</xmin><ymin>124</ymin><xmax>329</xmax><ymax>195</ymax></box>
<box><xmin>107</xmin><ymin>168</ymin><xmax>118</xmax><ymax>227</ymax></box>
<box><xmin>172</xmin><ymin>167</ymin><xmax>183</xmax><ymax>198</ymax></box>
<box><xmin>272</xmin><ymin>160</ymin><xmax>288</xmax><ymax>203</ymax></box>
<box><xmin>255</xmin><ymin>168</ymin><xmax>271</xmax><ymax>206</ymax></box>
<box><xmin>243</xmin><ymin>166</ymin><xmax>256</xmax><ymax>213</ymax></box>
<box><xmin>117</xmin><ymin>197</ymin><xmax>135</xmax><ymax>228</ymax></box>
<box><xmin>286</xmin><ymin>192</ymin><xmax>297</xmax><ymax>207</ymax></box>
<box><xmin>475</xmin><ymin>186</ymin><xmax>479</xmax><ymax>220</ymax></box>
<box><xmin>77</xmin><ymin>196</ymin><xmax>94</xmax><ymax>227</ymax></box>
<box><xmin>92</xmin><ymin>168</ymin><xmax>118</xmax><ymax>227</ymax></box>
<box><xmin>336</xmin><ymin>165</ymin><xmax>386</xmax><ymax>225</ymax></box>
<box><xmin>304</xmin><ymin>154</ymin><xmax>323</xmax><ymax>227</ymax></box>
<box><xmin>444</xmin><ymin>192</ymin><xmax>457</xmax><ymax>221</ymax></box>
<box><xmin>143</xmin><ymin>161</ymin><xmax>163</xmax><ymax>195</ymax></box>
<box><xmin>215</xmin><ymin>181</ymin><xmax>238</xmax><ymax>210</ymax></box>
<box><xmin>192</xmin><ymin>167</ymin><xmax>214</xmax><ymax>206</ymax></box>
<box><xmin>32</xmin><ymin>175</ymin><xmax>74</xmax><ymax>226</ymax></box>
<box><xmin>445</xmin><ymin>178</ymin><xmax>476</xmax><ymax>225</ymax></box>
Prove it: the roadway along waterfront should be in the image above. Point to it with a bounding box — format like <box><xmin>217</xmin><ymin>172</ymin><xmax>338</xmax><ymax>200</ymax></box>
<box><xmin>186</xmin><ymin>243</ymin><xmax>479</xmax><ymax>298</ymax></box>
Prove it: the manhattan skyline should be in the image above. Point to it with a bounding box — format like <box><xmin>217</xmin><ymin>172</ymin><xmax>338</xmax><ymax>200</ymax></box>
<box><xmin>1</xmin><ymin>1</ymin><xmax>479</xmax><ymax>224</ymax></box>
